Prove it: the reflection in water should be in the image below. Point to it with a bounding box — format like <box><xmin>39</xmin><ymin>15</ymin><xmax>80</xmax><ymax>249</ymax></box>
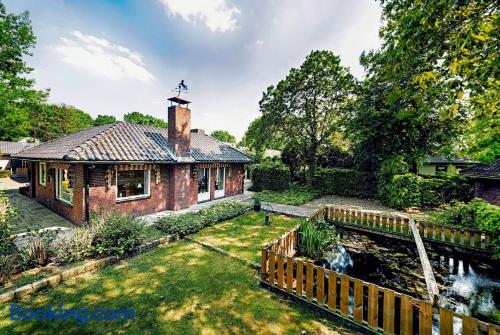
<box><xmin>323</xmin><ymin>246</ymin><xmax>353</xmax><ymax>273</ymax></box>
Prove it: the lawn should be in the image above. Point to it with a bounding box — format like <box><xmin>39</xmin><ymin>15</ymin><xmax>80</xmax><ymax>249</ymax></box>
<box><xmin>191</xmin><ymin>211</ymin><xmax>300</xmax><ymax>263</ymax></box>
<box><xmin>0</xmin><ymin>241</ymin><xmax>348</xmax><ymax>335</ymax></box>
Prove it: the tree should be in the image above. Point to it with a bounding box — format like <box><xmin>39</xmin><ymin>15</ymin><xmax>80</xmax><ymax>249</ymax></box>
<box><xmin>258</xmin><ymin>50</ymin><xmax>356</xmax><ymax>184</ymax></box>
<box><xmin>124</xmin><ymin>111</ymin><xmax>167</xmax><ymax>128</ymax></box>
<box><xmin>30</xmin><ymin>104</ymin><xmax>93</xmax><ymax>141</ymax></box>
<box><xmin>353</xmin><ymin>0</ymin><xmax>498</xmax><ymax>164</ymax></box>
<box><xmin>210</xmin><ymin>130</ymin><xmax>236</xmax><ymax>143</ymax></box>
<box><xmin>0</xmin><ymin>1</ymin><xmax>47</xmax><ymax>141</ymax></box>
<box><xmin>94</xmin><ymin>114</ymin><xmax>117</xmax><ymax>126</ymax></box>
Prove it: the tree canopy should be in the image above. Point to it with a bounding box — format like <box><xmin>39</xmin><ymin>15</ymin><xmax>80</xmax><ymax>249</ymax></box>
<box><xmin>94</xmin><ymin>114</ymin><xmax>117</xmax><ymax>126</ymax></box>
<box><xmin>210</xmin><ymin>130</ymin><xmax>236</xmax><ymax>143</ymax></box>
<box><xmin>124</xmin><ymin>111</ymin><xmax>168</xmax><ymax>128</ymax></box>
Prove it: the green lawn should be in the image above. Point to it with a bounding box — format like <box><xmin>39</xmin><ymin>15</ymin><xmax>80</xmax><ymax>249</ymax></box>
<box><xmin>191</xmin><ymin>211</ymin><xmax>300</xmax><ymax>263</ymax></box>
<box><xmin>0</xmin><ymin>241</ymin><xmax>347</xmax><ymax>335</ymax></box>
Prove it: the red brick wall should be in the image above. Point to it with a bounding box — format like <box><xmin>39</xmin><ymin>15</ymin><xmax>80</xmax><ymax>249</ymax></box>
<box><xmin>89</xmin><ymin>165</ymin><xmax>170</xmax><ymax>216</ymax></box>
<box><xmin>225</xmin><ymin>164</ymin><xmax>244</xmax><ymax>197</ymax></box>
<box><xmin>474</xmin><ymin>179</ymin><xmax>500</xmax><ymax>205</ymax></box>
<box><xmin>168</xmin><ymin>106</ymin><xmax>191</xmax><ymax>158</ymax></box>
<box><xmin>168</xmin><ymin>164</ymin><xmax>197</xmax><ymax>210</ymax></box>
<box><xmin>33</xmin><ymin>162</ymin><xmax>85</xmax><ymax>225</ymax></box>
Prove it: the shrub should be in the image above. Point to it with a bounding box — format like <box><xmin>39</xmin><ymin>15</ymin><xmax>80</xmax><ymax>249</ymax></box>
<box><xmin>0</xmin><ymin>191</ymin><xmax>19</xmax><ymax>284</ymax></box>
<box><xmin>55</xmin><ymin>225</ymin><xmax>97</xmax><ymax>263</ymax></box>
<box><xmin>0</xmin><ymin>170</ymin><xmax>11</xmax><ymax>178</ymax></box>
<box><xmin>420</xmin><ymin>175</ymin><xmax>473</xmax><ymax>208</ymax></box>
<box><xmin>375</xmin><ymin>156</ymin><xmax>409</xmax><ymax>201</ymax></box>
<box><xmin>21</xmin><ymin>230</ymin><xmax>58</xmax><ymax>267</ymax></box>
<box><xmin>156</xmin><ymin>201</ymin><xmax>249</xmax><ymax>237</ymax></box>
<box><xmin>255</xmin><ymin>185</ymin><xmax>320</xmax><ymax>206</ymax></box>
<box><xmin>312</xmin><ymin>167</ymin><xmax>376</xmax><ymax>198</ymax></box>
<box><xmin>92</xmin><ymin>212</ymin><xmax>145</xmax><ymax>256</ymax></box>
<box><xmin>251</xmin><ymin>162</ymin><xmax>291</xmax><ymax>191</ymax></box>
<box><xmin>385</xmin><ymin>173</ymin><xmax>422</xmax><ymax>209</ymax></box>
<box><xmin>0</xmin><ymin>254</ymin><xmax>22</xmax><ymax>285</ymax></box>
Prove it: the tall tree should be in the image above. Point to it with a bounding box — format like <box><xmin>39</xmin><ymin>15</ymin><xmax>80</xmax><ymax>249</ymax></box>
<box><xmin>258</xmin><ymin>50</ymin><xmax>356</xmax><ymax>184</ymax></box>
<box><xmin>210</xmin><ymin>130</ymin><xmax>236</xmax><ymax>143</ymax></box>
<box><xmin>94</xmin><ymin>114</ymin><xmax>117</xmax><ymax>126</ymax></box>
<box><xmin>124</xmin><ymin>111</ymin><xmax>167</xmax><ymax>128</ymax></box>
<box><xmin>0</xmin><ymin>1</ymin><xmax>47</xmax><ymax>141</ymax></box>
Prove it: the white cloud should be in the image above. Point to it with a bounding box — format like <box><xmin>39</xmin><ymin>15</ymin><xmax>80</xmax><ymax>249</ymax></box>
<box><xmin>54</xmin><ymin>31</ymin><xmax>155</xmax><ymax>82</ymax></box>
<box><xmin>255</xmin><ymin>40</ymin><xmax>264</xmax><ymax>46</ymax></box>
<box><xmin>158</xmin><ymin>0</ymin><xmax>239</xmax><ymax>32</ymax></box>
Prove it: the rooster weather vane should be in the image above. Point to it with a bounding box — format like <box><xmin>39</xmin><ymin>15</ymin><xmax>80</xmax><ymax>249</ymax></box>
<box><xmin>172</xmin><ymin>80</ymin><xmax>189</xmax><ymax>96</ymax></box>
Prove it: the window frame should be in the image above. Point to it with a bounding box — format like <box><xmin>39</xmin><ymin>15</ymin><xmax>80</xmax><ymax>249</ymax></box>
<box><xmin>38</xmin><ymin>162</ymin><xmax>46</xmax><ymax>186</ymax></box>
<box><xmin>115</xmin><ymin>169</ymin><xmax>151</xmax><ymax>201</ymax></box>
<box><xmin>214</xmin><ymin>167</ymin><xmax>225</xmax><ymax>198</ymax></box>
<box><xmin>55</xmin><ymin>168</ymin><xmax>73</xmax><ymax>205</ymax></box>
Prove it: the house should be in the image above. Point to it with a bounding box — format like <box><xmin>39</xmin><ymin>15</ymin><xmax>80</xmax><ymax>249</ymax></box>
<box><xmin>417</xmin><ymin>157</ymin><xmax>477</xmax><ymax>176</ymax></box>
<box><xmin>13</xmin><ymin>97</ymin><xmax>252</xmax><ymax>224</ymax></box>
<box><xmin>0</xmin><ymin>141</ymin><xmax>37</xmax><ymax>176</ymax></box>
<box><xmin>461</xmin><ymin>159</ymin><xmax>500</xmax><ymax>205</ymax></box>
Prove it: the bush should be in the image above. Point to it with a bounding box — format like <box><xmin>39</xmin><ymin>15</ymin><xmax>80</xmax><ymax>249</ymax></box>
<box><xmin>0</xmin><ymin>170</ymin><xmax>11</xmax><ymax>178</ymax></box>
<box><xmin>92</xmin><ymin>212</ymin><xmax>145</xmax><ymax>256</ymax></box>
<box><xmin>420</xmin><ymin>175</ymin><xmax>474</xmax><ymax>208</ymax></box>
<box><xmin>55</xmin><ymin>225</ymin><xmax>97</xmax><ymax>263</ymax></box>
<box><xmin>21</xmin><ymin>230</ymin><xmax>58</xmax><ymax>267</ymax></box>
<box><xmin>251</xmin><ymin>162</ymin><xmax>291</xmax><ymax>191</ymax></box>
<box><xmin>0</xmin><ymin>191</ymin><xmax>19</xmax><ymax>285</ymax></box>
<box><xmin>255</xmin><ymin>185</ymin><xmax>320</xmax><ymax>206</ymax></box>
<box><xmin>156</xmin><ymin>201</ymin><xmax>249</xmax><ymax>237</ymax></box>
<box><xmin>312</xmin><ymin>167</ymin><xmax>376</xmax><ymax>198</ymax></box>
<box><xmin>385</xmin><ymin>173</ymin><xmax>422</xmax><ymax>209</ymax></box>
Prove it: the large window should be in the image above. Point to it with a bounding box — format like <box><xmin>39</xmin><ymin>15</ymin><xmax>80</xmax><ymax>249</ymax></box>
<box><xmin>39</xmin><ymin>162</ymin><xmax>46</xmax><ymax>186</ymax></box>
<box><xmin>116</xmin><ymin>170</ymin><xmax>150</xmax><ymax>200</ymax></box>
<box><xmin>197</xmin><ymin>168</ymin><xmax>210</xmax><ymax>202</ymax></box>
<box><xmin>55</xmin><ymin>168</ymin><xmax>73</xmax><ymax>204</ymax></box>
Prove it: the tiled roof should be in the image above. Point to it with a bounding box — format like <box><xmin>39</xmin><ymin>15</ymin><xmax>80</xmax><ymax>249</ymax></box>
<box><xmin>461</xmin><ymin>159</ymin><xmax>500</xmax><ymax>179</ymax></box>
<box><xmin>425</xmin><ymin>156</ymin><xmax>477</xmax><ymax>164</ymax></box>
<box><xmin>0</xmin><ymin>141</ymin><xmax>37</xmax><ymax>155</ymax></box>
<box><xmin>13</xmin><ymin>122</ymin><xmax>252</xmax><ymax>163</ymax></box>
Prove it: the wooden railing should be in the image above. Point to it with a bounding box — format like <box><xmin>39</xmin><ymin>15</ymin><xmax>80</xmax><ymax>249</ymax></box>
<box><xmin>15</xmin><ymin>167</ymin><xmax>28</xmax><ymax>176</ymax></box>
<box><xmin>322</xmin><ymin>206</ymin><xmax>495</xmax><ymax>251</ymax></box>
<box><xmin>261</xmin><ymin>235</ymin><xmax>499</xmax><ymax>335</ymax></box>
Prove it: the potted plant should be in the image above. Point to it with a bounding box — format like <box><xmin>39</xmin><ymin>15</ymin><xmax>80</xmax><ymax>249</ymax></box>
<box><xmin>254</xmin><ymin>198</ymin><xmax>261</xmax><ymax>212</ymax></box>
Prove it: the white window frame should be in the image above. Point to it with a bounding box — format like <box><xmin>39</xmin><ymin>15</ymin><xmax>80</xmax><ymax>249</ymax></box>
<box><xmin>116</xmin><ymin>170</ymin><xmax>151</xmax><ymax>201</ymax></box>
<box><xmin>214</xmin><ymin>167</ymin><xmax>225</xmax><ymax>199</ymax></box>
<box><xmin>55</xmin><ymin>168</ymin><xmax>73</xmax><ymax>205</ymax></box>
<box><xmin>197</xmin><ymin>168</ymin><xmax>211</xmax><ymax>202</ymax></box>
<box><xmin>38</xmin><ymin>162</ymin><xmax>46</xmax><ymax>186</ymax></box>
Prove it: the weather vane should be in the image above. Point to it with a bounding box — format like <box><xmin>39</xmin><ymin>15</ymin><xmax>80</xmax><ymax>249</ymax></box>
<box><xmin>172</xmin><ymin>80</ymin><xmax>188</xmax><ymax>97</ymax></box>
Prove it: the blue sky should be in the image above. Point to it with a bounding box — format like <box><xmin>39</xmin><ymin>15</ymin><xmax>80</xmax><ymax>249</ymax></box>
<box><xmin>5</xmin><ymin>0</ymin><xmax>382</xmax><ymax>139</ymax></box>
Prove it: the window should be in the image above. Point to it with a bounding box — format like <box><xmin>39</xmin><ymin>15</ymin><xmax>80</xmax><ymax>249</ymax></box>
<box><xmin>116</xmin><ymin>170</ymin><xmax>150</xmax><ymax>200</ymax></box>
<box><xmin>215</xmin><ymin>168</ymin><xmax>225</xmax><ymax>198</ymax></box>
<box><xmin>55</xmin><ymin>168</ymin><xmax>73</xmax><ymax>204</ymax></box>
<box><xmin>436</xmin><ymin>165</ymin><xmax>448</xmax><ymax>173</ymax></box>
<box><xmin>39</xmin><ymin>163</ymin><xmax>46</xmax><ymax>186</ymax></box>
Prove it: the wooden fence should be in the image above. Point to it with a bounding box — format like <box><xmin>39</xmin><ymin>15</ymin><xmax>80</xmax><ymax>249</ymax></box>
<box><xmin>15</xmin><ymin>167</ymin><xmax>28</xmax><ymax>177</ymax></box>
<box><xmin>322</xmin><ymin>206</ymin><xmax>495</xmax><ymax>252</ymax></box>
<box><xmin>261</xmin><ymin>241</ymin><xmax>499</xmax><ymax>335</ymax></box>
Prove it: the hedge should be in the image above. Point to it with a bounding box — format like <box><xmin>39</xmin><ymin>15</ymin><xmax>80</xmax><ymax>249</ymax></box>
<box><xmin>385</xmin><ymin>173</ymin><xmax>422</xmax><ymax>209</ymax></box>
<box><xmin>156</xmin><ymin>201</ymin><xmax>250</xmax><ymax>237</ymax></box>
<box><xmin>251</xmin><ymin>162</ymin><xmax>291</xmax><ymax>192</ymax></box>
<box><xmin>312</xmin><ymin>167</ymin><xmax>376</xmax><ymax>198</ymax></box>
<box><xmin>0</xmin><ymin>170</ymin><xmax>11</xmax><ymax>178</ymax></box>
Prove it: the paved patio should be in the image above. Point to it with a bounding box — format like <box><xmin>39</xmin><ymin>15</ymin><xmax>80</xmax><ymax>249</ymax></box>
<box><xmin>1</xmin><ymin>178</ymin><xmax>74</xmax><ymax>235</ymax></box>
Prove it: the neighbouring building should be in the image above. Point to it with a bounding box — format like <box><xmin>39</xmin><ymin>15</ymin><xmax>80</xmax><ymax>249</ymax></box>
<box><xmin>0</xmin><ymin>141</ymin><xmax>37</xmax><ymax>176</ymax></box>
<box><xmin>417</xmin><ymin>157</ymin><xmax>477</xmax><ymax>176</ymax></box>
<box><xmin>13</xmin><ymin>97</ymin><xmax>252</xmax><ymax>224</ymax></box>
<box><xmin>461</xmin><ymin>159</ymin><xmax>500</xmax><ymax>205</ymax></box>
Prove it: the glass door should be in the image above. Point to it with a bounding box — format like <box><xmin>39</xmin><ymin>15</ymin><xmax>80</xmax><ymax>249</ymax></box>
<box><xmin>197</xmin><ymin>168</ymin><xmax>210</xmax><ymax>202</ymax></box>
<box><xmin>214</xmin><ymin>168</ymin><xmax>225</xmax><ymax>199</ymax></box>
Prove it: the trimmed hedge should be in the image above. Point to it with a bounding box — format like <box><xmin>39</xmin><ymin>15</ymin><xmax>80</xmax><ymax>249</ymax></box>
<box><xmin>156</xmin><ymin>201</ymin><xmax>250</xmax><ymax>237</ymax></box>
<box><xmin>251</xmin><ymin>162</ymin><xmax>291</xmax><ymax>191</ymax></box>
<box><xmin>384</xmin><ymin>173</ymin><xmax>474</xmax><ymax>209</ymax></box>
<box><xmin>312</xmin><ymin>167</ymin><xmax>376</xmax><ymax>198</ymax></box>
<box><xmin>255</xmin><ymin>185</ymin><xmax>320</xmax><ymax>206</ymax></box>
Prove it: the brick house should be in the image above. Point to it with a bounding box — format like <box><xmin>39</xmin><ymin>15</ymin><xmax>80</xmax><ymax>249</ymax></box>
<box><xmin>13</xmin><ymin>99</ymin><xmax>252</xmax><ymax>224</ymax></box>
<box><xmin>461</xmin><ymin>158</ymin><xmax>500</xmax><ymax>205</ymax></box>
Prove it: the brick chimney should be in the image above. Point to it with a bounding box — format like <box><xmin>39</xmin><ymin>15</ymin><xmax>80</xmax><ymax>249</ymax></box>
<box><xmin>167</xmin><ymin>96</ymin><xmax>192</xmax><ymax>159</ymax></box>
<box><xmin>190</xmin><ymin>129</ymin><xmax>205</xmax><ymax>135</ymax></box>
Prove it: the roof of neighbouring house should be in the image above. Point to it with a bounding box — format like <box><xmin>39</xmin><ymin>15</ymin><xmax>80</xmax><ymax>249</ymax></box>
<box><xmin>12</xmin><ymin>122</ymin><xmax>252</xmax><ymax>163</ymax></box>
<box><xmin>0</xmin><ymin>141</ymin><xmax>38</xmax><ymax>156</ymax></box>
<box><xmin>461</xmin><ymin>159</ymin><xmax>500</xmax><ymax>180</ymax></box>
<box><xmin>424</xmin><ymin>156</ymin><xmax>477</xmax><ymax>164</ymax></box>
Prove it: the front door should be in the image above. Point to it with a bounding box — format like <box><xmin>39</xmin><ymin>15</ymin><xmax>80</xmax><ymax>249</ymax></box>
<box><xmin>197</xmin><ymin>168</ymin><xmax>210</xmax><ymax>202</ymax></box>
<box><xmin>214</xmin><ymin>167</ymin><xmax>225</xmax><ymax>199</ymax></box>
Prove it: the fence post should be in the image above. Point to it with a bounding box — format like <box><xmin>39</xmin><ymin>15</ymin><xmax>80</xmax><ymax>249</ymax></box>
<box><xmin>328</xmin><ymin>270</ymin><xmax>337</xmax><ymax>310</ymax></box>
<box><xmin>383</xmin><ymin>289</ymin><xmax>395</xmax><ymax>334</ymax></box>
<box><xmin>261</xmin><ymin>249</ymin><xmax>268</xmax><ymax>281</ymax></box>
<box><xmin>439</xmin><ymin>308</ymin><xmax>454</xmax><ymax>335</ymax></box>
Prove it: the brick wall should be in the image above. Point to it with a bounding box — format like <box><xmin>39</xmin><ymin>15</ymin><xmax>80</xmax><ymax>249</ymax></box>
<box><xmin>168</xmin><ymin>164</ymin><xmax>197</xmax><ymax>210</ymax></box>
<box><xmin>225</xmin><ymin>164</ymin><xmax>245</xmax><ymax>197</ymax></box>
<box><xmin>89</xmin><ymin>165</ymin><xmax>170</xmax><ymax>216</ymax></box>
<box><xmin>33</xmin><ymin>162</ymin><xmax>85</xmax><ymax>224</ymax></box>
<box><xmin>475</xmin><ymin>179</ymin><xmax>500</xmax><ymax>205</ymax></box>
<box><xmin>168</xmin><ymin>106</ymin><xmax>191</xmax><ymax>158</ymax></box>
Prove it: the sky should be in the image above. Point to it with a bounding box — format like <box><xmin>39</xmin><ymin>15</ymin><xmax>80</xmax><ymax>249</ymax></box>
<box><xmin>5</xmin><ymin>0</ymin><xmax>382</xmax><ymax>140</ymax></box>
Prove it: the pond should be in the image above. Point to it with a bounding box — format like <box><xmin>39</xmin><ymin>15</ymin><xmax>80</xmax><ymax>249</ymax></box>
<box><xmin>315</xmin><ymin>227</ymin><xmax>500</xmax><ymax>326</ymax></box>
